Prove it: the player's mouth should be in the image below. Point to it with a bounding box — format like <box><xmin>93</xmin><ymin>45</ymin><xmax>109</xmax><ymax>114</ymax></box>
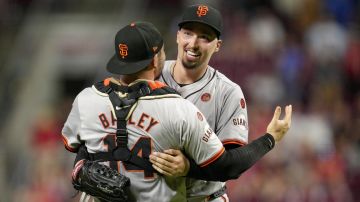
<box><xmin>185</xmin><ymin>50</ymin><xmax>200</xmax><ymax>61</ymax></box>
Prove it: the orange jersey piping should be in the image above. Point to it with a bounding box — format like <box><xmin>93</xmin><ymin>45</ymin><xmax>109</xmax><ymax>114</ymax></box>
<box><xmin>200</xmin><ymin>147</ymin><xmax>225</xmax><ymax>167</ymax></box>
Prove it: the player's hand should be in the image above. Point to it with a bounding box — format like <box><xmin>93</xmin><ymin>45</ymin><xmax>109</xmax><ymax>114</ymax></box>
<box><xmin>149</xmin><ymin>149</ymin><xmax>190</xmax><ymax>177</ymax></box>
<box><xmin>266</xmin><ymin>105</ymin><xmax>292</xmax><ymax>143</ymax></box>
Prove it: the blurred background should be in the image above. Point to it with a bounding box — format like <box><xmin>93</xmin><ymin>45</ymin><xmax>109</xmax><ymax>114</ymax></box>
<box><xmin>0</xmin><ymin>0</ymin><xmax>359</xmax><ymax>201</ymax></box>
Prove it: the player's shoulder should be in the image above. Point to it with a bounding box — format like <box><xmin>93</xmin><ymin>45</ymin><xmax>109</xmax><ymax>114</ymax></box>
<box><xmin>159</xmin><ymin>60</ymin><xmax>175</xmax><ymax>83</ymax></box>
<box><xmin>76</xmin><ymin>87</ymin><xmax>95</xmax><ymax>98</ymax></box>
<box><xmin>170</xmin><ymin>98</ymin><xmax>202</xmax><ymax>122</ymax></box>
<box><xmin>150</xmin><ymin>95</ymin><xmax>198</xmax><ymax>113</ymax></box>
<box><xmin>163</xmin><ymin>60</ymin><xmax>175</xmax><ymax>72</ymax></box>
<box><xmin>74</xmin><ymin>86</ymin><xmax>108</xmax><ymax>105</ymax></box>
<box><xmin>69</xmin><ymin>87</ymin><xmax>98</xmax><ymax>108</ymax></box>
<box><xmin>150</xmin><ymin>94</ymin><xmax>191</xmax><ymax>107</ymax></box>
<box><xmin>140</xmin><ymin>95</ymin><xmax>199</xmax><ymax>125</ymax></box>
<box><xmin>208</xmin><ymin>66</ymin><xmax>243</xmax><ymax>93</ymax></box>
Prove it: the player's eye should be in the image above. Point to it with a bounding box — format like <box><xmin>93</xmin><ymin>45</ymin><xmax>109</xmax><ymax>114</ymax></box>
<box><xmin>183</xmin><ymin>31</ymin><xmax>192</xmax><ymax>36</ymax></box>
<box><xmin>199</xmin><ymin>35</ymin><xmax>210</xmax><ymax>42</ymax></box>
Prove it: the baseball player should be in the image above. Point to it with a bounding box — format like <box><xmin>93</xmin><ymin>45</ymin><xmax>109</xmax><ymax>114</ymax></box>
<box><xmin>63</xmin><ymin>22</ymin><xmax>217</xmax><ymax>201</ymax></box>
<box><xmin>63</xmin><ymin>21</ymin><xmax>292</xmax><ymax>202</ymax></box>
<box><xmin>154</xmin><ymin>4</ymin><xmax>250</xmax><ymax>202</ymax></box>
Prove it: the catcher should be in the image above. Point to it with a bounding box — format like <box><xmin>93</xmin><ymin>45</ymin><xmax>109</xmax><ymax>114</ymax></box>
<box><xmin>62</xmin><ymin>21</ymin><xmax>292</xmax><ymax>202</ymax></box>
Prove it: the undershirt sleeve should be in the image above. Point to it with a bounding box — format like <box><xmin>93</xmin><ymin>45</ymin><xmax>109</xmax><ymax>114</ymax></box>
<box><xmin>187</xmin><ymin>133</ymin><xmax>275</xmax><ymax>181</ymax></box>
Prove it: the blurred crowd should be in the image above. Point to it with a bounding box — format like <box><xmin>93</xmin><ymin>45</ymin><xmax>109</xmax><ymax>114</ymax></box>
<box><xmin>1</xmin><ymin>0</ymin><xmax>359</xmax><ymax>201</ymax></box>
<box><xmin>212</xmin><ymin>1</ymin><xmax>360</xmax><ymax>201</ymax></box>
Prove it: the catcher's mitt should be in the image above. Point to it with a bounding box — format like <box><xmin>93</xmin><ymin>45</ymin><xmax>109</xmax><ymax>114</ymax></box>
<box><xmin>72</xmin><ymin>160</ymin><xmax>130</xmax><ymax>202</ymax></box>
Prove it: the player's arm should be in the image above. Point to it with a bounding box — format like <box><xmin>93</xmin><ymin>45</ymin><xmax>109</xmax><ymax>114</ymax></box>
<box><xmin>217</xmin><ymin>85</ymin><xmax>249</xmax><ymax>149</ymax></box>
<box><xmin>61</xmin><ymin>94</ymin><xmax>91</xmax><ymax>170</ymax></box>
<box><xmin>61</xmin><ymin>95</ymin><xmax>83</xmax><ymax>153</ymax></box>
<box><xmin>149</xmin><ymin>86</ymin><xmax>249</xmax><ymax>177</ymax></box>
<box><xmin>149</xmin><ymin>134</ymin><xmax>270</xmax><ymax>178</ymax></box>
<box><xmin>150</xmin><ymin>105</ymin><xmax>292</xmax><ymax>181</ymax></box>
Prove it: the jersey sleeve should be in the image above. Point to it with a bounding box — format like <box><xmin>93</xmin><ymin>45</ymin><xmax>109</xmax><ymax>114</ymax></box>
<box><xmin>179</xmin><ymin>101</ymin><xmax>225</xmax><ymax>167</ymax></box>
<box><xmin>61</xmin><ymin>95</ymin><xmax>82</xmax><ymax>152</ymax></box>
<box><xmin>216</xmin><ymin>85</ymin><xmax>249</xmax><ymax>146</ymax></box>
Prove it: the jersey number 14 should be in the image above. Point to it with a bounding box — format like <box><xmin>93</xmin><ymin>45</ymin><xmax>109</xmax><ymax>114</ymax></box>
<box><xmin>104</xmin><ymin>134</ymin><xmax>154</xmax><ymax>178</ymax></box>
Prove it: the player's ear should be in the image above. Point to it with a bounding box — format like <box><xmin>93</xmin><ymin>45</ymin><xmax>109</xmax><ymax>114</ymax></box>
<box><xmin>215</xmin><ymin>39</ymin><xmax>222</xmax><ymax>52</ymax></box>
<box><xmin>176</xmin><ymin>30</ymin><xmax>181</xmax><ymax>44</ymax></box>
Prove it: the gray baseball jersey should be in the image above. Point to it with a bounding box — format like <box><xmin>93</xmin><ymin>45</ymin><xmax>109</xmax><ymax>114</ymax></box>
<box><xmin>62</xmin><ymin>80</ymin><xmax>225</xmax><ymax>202</ymax></box>
<box><xmin>160</xmin><ymin>60</ymin><xmax>249</xmax><ymax>200</ymax></box>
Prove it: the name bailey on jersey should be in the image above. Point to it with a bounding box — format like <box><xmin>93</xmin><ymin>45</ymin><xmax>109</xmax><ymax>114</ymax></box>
<box><xmin>99</xmin><ymin>111</ymin><xmax>159</xmax><ymax>133</ymax></box>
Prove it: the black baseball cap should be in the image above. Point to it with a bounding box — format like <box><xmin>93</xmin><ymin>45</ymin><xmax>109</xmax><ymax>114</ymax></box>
<box><xmin>107</xmin><ymin>21</ymin><xmax>163</xmax><ymax>75</ymax></box>
<box><xmin>178</xmin><ymin>4</ymin><xmax>223</xmax><ymax>38</ymax></box>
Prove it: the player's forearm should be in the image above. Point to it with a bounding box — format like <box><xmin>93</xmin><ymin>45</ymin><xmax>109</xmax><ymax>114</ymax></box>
<box><xmin>187</xmin><ymin>133</ymin><xmax>275</xmax><ymax>181</ymax></box>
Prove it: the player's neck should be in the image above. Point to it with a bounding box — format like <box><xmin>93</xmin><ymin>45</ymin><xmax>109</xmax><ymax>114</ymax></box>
<box><xmin>120</xmin><ymin>69</ymin><xmax>155</xmax><ymax>85</ymax></box>
<box><xmin>172</xmin><ymin>61</ymin><xmax>207</xmax><ymax>85</ymax></box>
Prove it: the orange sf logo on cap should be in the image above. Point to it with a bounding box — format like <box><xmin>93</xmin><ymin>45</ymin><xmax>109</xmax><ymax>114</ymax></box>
<box><xmin>197</xmin><ymin>5</ymin><xmax>208</xmax><ymax>17</ymax></box>
<box><xmin>118</xmin><ymin>44</ymin><xmax>128</xmax><ymax>58</ymax></box>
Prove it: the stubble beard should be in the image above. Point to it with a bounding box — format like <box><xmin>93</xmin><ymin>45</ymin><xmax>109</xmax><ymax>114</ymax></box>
<box><xmin>182</xmin><ymin>58</ymin><xmax>199</xmax><ymax>70</ymax></box>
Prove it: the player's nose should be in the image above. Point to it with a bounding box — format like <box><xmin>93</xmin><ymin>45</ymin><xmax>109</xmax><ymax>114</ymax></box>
<box><xmin>186</xmin><ymin>35</ymin><xmax>199</xmax><ymax>49</ymax></box>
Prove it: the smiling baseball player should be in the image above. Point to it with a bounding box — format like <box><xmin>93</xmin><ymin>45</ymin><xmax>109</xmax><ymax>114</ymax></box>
<box><xmin>158</xmin><ymin>4</ymin><xmax>249</xmax><ymax>201</ymax></box>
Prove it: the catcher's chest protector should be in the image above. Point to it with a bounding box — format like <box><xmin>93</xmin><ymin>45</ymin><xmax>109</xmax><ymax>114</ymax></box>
<box><xmin>90</xmin><ymin>79</ymin><xmax>179</xmax><ymax>172</ymax></box>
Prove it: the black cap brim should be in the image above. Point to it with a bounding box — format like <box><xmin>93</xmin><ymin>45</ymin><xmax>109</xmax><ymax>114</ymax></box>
<box><xmin>178</xmin><ymin>21</ymin><xmax>221</xmax><ymax>38</ymax></box>
<box><xmin>106</xmin><ymin>54</ymin><xmax>153</xmax><ymax>75</ymax></box>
